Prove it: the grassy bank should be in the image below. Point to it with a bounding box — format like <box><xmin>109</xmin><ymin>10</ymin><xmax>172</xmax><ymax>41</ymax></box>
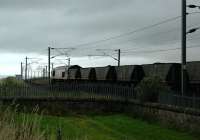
<box><xmin>0</xmin><ymin>106</ymin><xmax>198</xmax><ymax>140</ymax></box>
<box><xmin>0</xmin><ymin>107</ymin><xmax>45</xmax><ymax>140</ymax></box>
<box><xmin>33</xmin><ymin>114</ymin><xmax>198</xmax><ymax>140</ymax></box>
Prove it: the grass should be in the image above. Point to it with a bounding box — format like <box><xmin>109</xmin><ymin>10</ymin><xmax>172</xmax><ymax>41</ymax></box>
<box><xmin>0</xmin><ymin>106</ymin><xmax>198</xmax><ymax>140</ymax></box>
<box><xmin>37</xmin><ymin>114</ymin><xmax>198</xmax><ymax>140</ymax></box>
<box><xmin>0</xmin><ymin>106</ymin><xmax>45</xmax><ymax>140</ymax></box>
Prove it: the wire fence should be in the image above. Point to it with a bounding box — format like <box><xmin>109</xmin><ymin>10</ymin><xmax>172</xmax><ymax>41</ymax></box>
<box><xmin>0</xmin><ymin>83</ymin><xmax>135</xmax><ymax>101</ymax></box>
<box><xmin>159</xmin><ymin>93</ymin><xmax>200</xmax><ymax>109</ymax></box>
<box><xmin>0</xmin><ymin>82</ymin><xmax>200</xmax><ymax>109</ymax></box>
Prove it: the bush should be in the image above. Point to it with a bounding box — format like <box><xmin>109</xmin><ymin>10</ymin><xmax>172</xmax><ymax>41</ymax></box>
<box><xmin>0</xmin><ymin>77</ymin><xmax>25</xmax><ymax>87</ymax></box>
<box><xmin>0</xmin><ymin>106</ymin><xmax>46</xmax><ymax>140</ymax></box>
<box><xmin>135</xmin><ymin>76</ymin><xmax>169</xmax><ymax>103</ymax></box>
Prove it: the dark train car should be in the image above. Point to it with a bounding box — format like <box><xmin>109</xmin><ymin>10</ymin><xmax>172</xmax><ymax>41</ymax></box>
<box><xmin>80</xmin><ymin>68</ymin><xmax>96</xmax><ymax>81</ymax></box>
<box><xmin>187</xmin><ymin>61</ymin><xmax>200</xmax><ymax>95</ymax></box>
<box><xmin>68</xmin><ymin>65</ymin><xmax>81</xmax><ymax>80</ymax></box>
<box><xmin>114</xmin><ymin>65</ymin><xmax>144</xmax><ymax>85</ymax></box>
<box><xmin>142</xmin><ymin>63</ymin><xmax>182</xmax><ymax>91</ymax></box>
<box><xmin>95</xmin><ymin>66</ymin><xmax>117</xmax><ymax>82</ymax></box>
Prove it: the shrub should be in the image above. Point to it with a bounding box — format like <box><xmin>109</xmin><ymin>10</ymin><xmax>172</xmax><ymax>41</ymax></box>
<box><xmin>135</xmin><ymin>76</ymin><xmax>169</xmax><ymax>103</ymax></box>
<box><xmin>0</xmin><ymin>77</ymin><xmax>25</xmax><ymax>87</ymax></box>
<box><xmin>0</xmin><ymin>106</ymin><xmax>46</xmax><ymax>140</ymax></box>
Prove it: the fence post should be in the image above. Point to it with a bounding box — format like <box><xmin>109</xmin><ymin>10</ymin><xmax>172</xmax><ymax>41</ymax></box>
<box><xmin>56</xmin><ymin>127</ymin><xmax>62</xmax><ymax>140</ymax></box>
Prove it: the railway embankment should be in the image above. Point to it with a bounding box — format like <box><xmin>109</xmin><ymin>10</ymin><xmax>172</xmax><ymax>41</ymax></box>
<box><xmin>0</xmin><ymin>97</ymin><xmax>200</xmax><ymax>135</ymax></box>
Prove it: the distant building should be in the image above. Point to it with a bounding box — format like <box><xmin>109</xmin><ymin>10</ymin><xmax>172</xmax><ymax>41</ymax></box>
<box><xmin>15</xmin><ymin>75</ymin><xmax>22</xmax><ymax>80</ymax></box>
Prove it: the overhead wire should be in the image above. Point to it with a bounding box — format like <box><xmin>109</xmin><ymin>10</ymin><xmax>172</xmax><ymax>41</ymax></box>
<box><xmin>29</xmin><ymin>11</ymin><xmax>200</xmax><ymax>67</ymax></box>
<box><xmin>72</xmin><ymin>28</ymin><xmax>182</xmax><ymax>57</ymax></box>
<box><xmin>120</xmin><ymin>33</ymin><xmax>200</xmax><ymax>52</ymax></box>
<box><xmin>61</xmin><ymin>11</ymin><xmax>200</xmax><ymax>52</ymax></box>
<box><xmin>121</xmin><ymin>44</ymin><xmax>200</xmax><ymax>55</ymax></box>
<box><xmin>34</xmin><ymin>11</ymin><xmax>199</xmax><ymax>63</ymax></box>
<box><xmin>64</xmin><ymin>16</ymin><xmax>181</xmax><ymax>50</ymax></box>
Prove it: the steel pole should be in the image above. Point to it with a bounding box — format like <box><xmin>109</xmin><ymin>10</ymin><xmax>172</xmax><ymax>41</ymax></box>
<box><xmin>25</xmin><ymin>57</ymin><xmax>28</xmax><ymax>80</ymax></box>
<box><xmin>48</xmin><ymin>47</ymin><xmax>51</xmax><ymax>84</ymax></box>
<box><xmin>118</xmin><ymin>49</ymin><xmax>121</xmax><ymax>66</ymax></box>
<box><xmin>21</xmin><ymin>62</ymin><xmax>23</xmax><ymax>80</ymax></box>
<box><xmin>52</xmin><ymin>63</ymin><xmax>54</xmax><ymax>71</ymax></box>
<box><xmin>68</xmin><ymin>58</ymin><xmax>70</xmax><ymax>67</ymax></box>
<box><xmin>181</xmin><ymin>0</ymin><xmax>187</xmax><ymax>96</ymax></box>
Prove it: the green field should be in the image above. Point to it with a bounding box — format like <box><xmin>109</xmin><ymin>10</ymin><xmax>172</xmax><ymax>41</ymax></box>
<box><xmin>38</xmin><ymin>114</ymin><xmax>198</xmax><ymax>140</ymax></box>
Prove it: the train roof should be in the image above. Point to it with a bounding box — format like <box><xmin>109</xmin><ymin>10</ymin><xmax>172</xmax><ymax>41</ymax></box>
<box><xmin>53</xmin><ymin>66</ymin><xmax>67</xmax><ymax>70</ymax></box>
<box><xmin>68</xmin><ymin>65</ymin><xmax>81</xmax><ymax>69</ymax></box>
<box><xmin>53</xmin><ymin>65</ymin><xmax>81</xmax><ymax>70</ymax></box>
<box><xmin>142</xmin><ymin>63</ymin><xmax>181</xmax><ymax>80</ymax></box>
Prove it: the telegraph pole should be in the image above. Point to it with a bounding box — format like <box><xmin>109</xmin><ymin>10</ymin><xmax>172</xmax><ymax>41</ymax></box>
<box><xmin>27</xmin><ymin>69</ymin><xmax>29</xmax><ymax>80</ymax></box>
<box><xmin>21</xmin><ymin>62</ymin><xmax>23</xmax><ymax>80</ymax></box>
<box><xmin>68</xmin><ymin>58</ymin><xmax>70</xmax><ymax>67</ymax></box>
<box><xmin>45</xmin><ymin>65</ymin><xmax>48</xmax><ymax>78</ymax></box>
<box><xmin>51</xmin><ymin>63</ymin><xmax>54</xmax><ymax>71</ymax></box>
<box><xmin>181</xmin><ymin>0</ymin><xmax>187</xmax><ymax>96</ymax></box>
<box><xmin>25</xmin><ymin>56</ymin><xmax>28</xmax><ymax>80</ymax></box>
<box><xmin>43</xmin><ymin>68</ymin><xmax>45</xmax><ymax>78</ymax></box>
<box><xmin>48</xmin><ymin>47</ymin><xmax>51</xmax><ymax>84</ymax></box>
<box><xmin>117</xmin><ymin>49</ymin><xmax>121</xmax><ymax>66</ymax></box>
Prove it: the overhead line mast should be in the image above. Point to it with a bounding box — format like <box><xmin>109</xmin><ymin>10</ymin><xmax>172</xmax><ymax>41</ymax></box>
<box><xmin>181</xmin><ymin>1</ymin><xmax>200</xmax><ymax>96</ymax></box>
<box><xmin>117</xmin><ymin>49</ymin><xmax>120</xmax><ymax>67</ymax></box>
<box><xmin>48</xmin><ymin>47</ymin><xmax>51</xmax><ymax>85</ymax></box>
<box><xmin>25</xmin><ymin>56</ymin><xmax>28</xmax><ymax>80</ymax></box>
<box><xmin>181</xmin><ymin>0</ymin><xmax>187</xmax><ymax>96</ymax></box>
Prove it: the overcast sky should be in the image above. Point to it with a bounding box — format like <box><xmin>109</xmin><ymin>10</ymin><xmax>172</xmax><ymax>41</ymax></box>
<box><xmin>0</xmin><ymin>0</ymin><xmax>200</xmax><ymax>76</ymax></box>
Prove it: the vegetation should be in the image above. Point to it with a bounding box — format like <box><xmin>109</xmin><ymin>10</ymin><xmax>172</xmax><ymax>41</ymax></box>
<box><xmin>33</xmin><ymin>114</ymin><xmax>198</xmax><ymax>140</ymax></box>
<box><xmin>0</xmin><ymin>77</ymin><xmax>197</xmax><ymax>140</ymax></box>
<box><xmin>0</xmin><ymin>106</ymin><xmax>45</xmax><ymax>140</ymax></box>
<box><xmin>0</xmin><ymin>77</ymin><xmax>25</xmax><ymax>87</ymax></box>
<box><xmin>135</xmin><ymin>76</ymin><xmax>170</xmax><ymax>102</ymax></box>
<box><xmin>0</xmin><ymin>105</ymin><xmax>198</xmax><ymax>140</ymax></box>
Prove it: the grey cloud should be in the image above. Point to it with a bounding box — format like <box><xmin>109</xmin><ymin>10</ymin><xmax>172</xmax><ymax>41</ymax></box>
<box><xmin>0</xmin><ymin>0</ymin><xmax>200</xmax><ymax>63</ymax></box>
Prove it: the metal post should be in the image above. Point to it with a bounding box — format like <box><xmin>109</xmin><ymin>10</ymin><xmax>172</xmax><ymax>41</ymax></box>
<box><xmin>56</xmin><ymin>128</ymin><xmax>62</xmax><ymax>140</ymax></box>
<box><xmin>68</xmin><ymin>58</ymin><xmax>70</xmax><ymax>67</ymax></box>
<box><xmin>21</xmin><ymin>62</ymin><xmax>23</xmax><ymax>80</ymax></box>
<box><xmin>52</xmin><ymin>63</ymin><xmax>54</xmax><ymax>71</ymax></box>
<box><xmin>45</xmin><ymin>66</ymin><xmax>48</xmax><ymax>78</ymax></box>
<box><xmin>31</xmin><ymin>70</ymin><xmax>32</xmax><ymax>79</ymax></box>
<box><xmin>48</xmin><ymin>47</ymin><xmax>51</xmax><ymax>84</ymax></box>
<box><xmin>182</xmin><ymin>0</ymin><xmax>187</xmax><ymax>96</ymax></box>
<box><xmin>25</xmin><ymin>57</ymin><xmax>28</xmax><ymax>80</ymax></box>
<box><xmin>43</xmin><ymin>68</ymin><xmax>45</xmax><ymax>78</ymax></box>
<box><xmin>118</xmin><ymin>49</ymin><xmax>121</xmax><ymax>66</ymax></box>
<box><xmin>27</xmin><ymin>69</ymin><xmax>29</xmax><ymax>80</ymax></box>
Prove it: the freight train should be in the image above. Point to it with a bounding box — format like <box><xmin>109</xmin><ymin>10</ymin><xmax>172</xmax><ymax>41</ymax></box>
<box><xmin>51</xmin><ymin>61</ymin><xmax>200</xmax><ymax>95</ymax></box>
